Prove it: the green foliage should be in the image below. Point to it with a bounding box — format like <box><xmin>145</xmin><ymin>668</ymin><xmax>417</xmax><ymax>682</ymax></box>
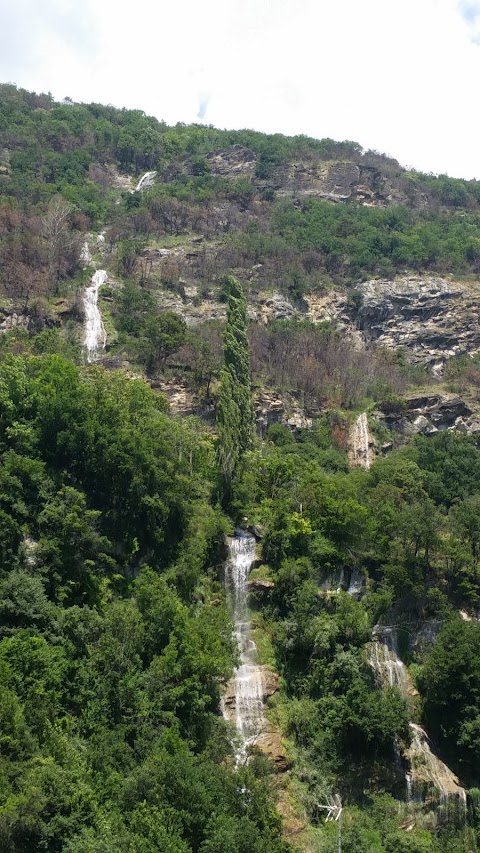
<box><xmin>0</xmin><ymin>356</ymin><xmax>289</xmax><ymax>852</ymax></box>
<box><xmin>216</xmin><ymin>277</ymin><xmax>254</xmax><ymax>496</ymax></box>
<box><xmin>139</xmin><ymin>311</ymin><xmax>187</xmax><ymax>374</ymax></box>
<box><xmin>6</xmin><ymin>83</ymin><xmax>480</xmax><ymax>850</ymax></box>
<box><xmin>421</xmin><ymin>619</ymin><xmax>480</xmax><ymax>776</ymax></box>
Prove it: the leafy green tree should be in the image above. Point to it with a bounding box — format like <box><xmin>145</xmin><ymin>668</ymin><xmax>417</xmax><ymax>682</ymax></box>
<box><xmin>140</xmin><ymin>312</ymin><xmax>187</xmax><ymax>374</ymax></box>
<box><xmin>421</xmin><ymin>619</ymin><xmax>480</xmax><ymax>775</ymax></box>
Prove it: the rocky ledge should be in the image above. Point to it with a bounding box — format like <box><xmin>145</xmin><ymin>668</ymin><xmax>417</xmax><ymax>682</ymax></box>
<box><xmin>356</xmin><ymin>276</ymin><xmax>480</xmax><ymax>368</ymax></box>
<box><xmin>378</xmin><ymin>393</ymin><xmax>480</xmax><ymax>437</ymax></box>
<box><xmin>223</xmin><ymin>666</ymin><xmax>280</xmax><ymax>712</ymax></box>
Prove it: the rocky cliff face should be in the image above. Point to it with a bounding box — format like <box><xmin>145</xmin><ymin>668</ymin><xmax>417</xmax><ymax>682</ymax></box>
<box><xmin>144</xmin><ymin>236</ymin><xmax>480</xmax><ymax>372</ymax></box>
<box><xmin>356</xmin><ymin>276</ymin><xmax>480</xmax><ymax>369</ymax></box>
<box><xmin>378</xmin><ymin>393</ymin><xmax>480</xmax><ymax>438</ymax></box>
<box><xmin>204</xmin><ymin>147</ymin><xmax>412</xmax><ymax>206</ymax></box>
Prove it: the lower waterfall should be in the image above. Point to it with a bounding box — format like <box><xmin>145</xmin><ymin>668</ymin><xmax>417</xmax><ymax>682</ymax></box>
<box><xmin>83</xmin><ymin>269</ymin><xmax>107</xmax><ymax>362</ymax></box>
<box><xmin>369</xmin><ymin>626</ymin><xmax>466</xmax><ymax>817</ymax></box>
<box><xmin>223</xmin><ymin>531</ymin><xmax>266</xmax><ymax>761</ymax></box>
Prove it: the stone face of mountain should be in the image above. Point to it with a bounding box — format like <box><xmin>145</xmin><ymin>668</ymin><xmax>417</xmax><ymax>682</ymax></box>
<box><xmin>356</xmin><ymin>276</ymin><xmax>480</xmax><ymax>367</ymax></box>
<box><xmin>143</xmin><ymin>246</ymin><xmax>480</xmax><ymax>369</ymax></box>
<box><xmin>205</xmin><ymin>149</ymin><xmax>411</xmax><ymax>205</ymax></box>
<box><xmin>378</xmin><ymin>393</ymin><xmax>478</xmax><ymax>437</ymax></box>
<box><xmin>206</xmin><ymin>145</ymin><xmax>257</xmax><ymax>178</ymax></box>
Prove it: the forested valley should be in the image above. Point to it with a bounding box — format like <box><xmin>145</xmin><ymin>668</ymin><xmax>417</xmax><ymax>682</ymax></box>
<box><xmin>2</xmin><ymin>83</ymin><xmax>480</xmax><ymax>851</ymax></box>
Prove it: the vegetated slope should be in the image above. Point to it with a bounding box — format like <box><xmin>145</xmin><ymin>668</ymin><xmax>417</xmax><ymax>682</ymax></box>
<box><xmin>0</xmin><ymin>355</ymin><xmax>291</xmax><ymax>852</ymax></box>
<box><xmin>2</xmin><ymin>84</ymin><xmax>480</xmax><ymax>852</ymax></box>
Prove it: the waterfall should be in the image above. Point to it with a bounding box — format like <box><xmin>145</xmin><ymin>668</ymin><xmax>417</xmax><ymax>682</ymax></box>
<box><xmin>135</xmin><ymin>171</ymin><xmax>157</xmax><ymax>192</ymax></box>
<box><xmin>406</xmin><ymin>724</ymin><xmax>466</xmax><ymax>807</ymax></box>
<box><xmin>223</xmin><ymin>531</ymin><xmax>267</xmax><ymax>760</ymax></box>
<box><xmin>83</xmin><ymin>270</ymin><xmax>107</xmax><ymax>362</ymax></box>
<box><xmin>369</xmin><ymin>627</ymin><xmax>418</xmax><ymax>697</ymax></box>
<box><xmin>346</xmin><ymin>568</ymin><xmax>364</xmax><ymax>597</ymax></box>
<box><xmin>80</xmin><ymin>240</ymin><xmax>92</xmax><ymax>266</ymax></box>
<box><xmin>350</xmin><ymin>412</ymin><xmax>371</xmax><ymax>468</ymax></box>
<box><xmin>369</xmin><ymin>626</ymin><xmax>466</xmax><ymax>815</ymax></box>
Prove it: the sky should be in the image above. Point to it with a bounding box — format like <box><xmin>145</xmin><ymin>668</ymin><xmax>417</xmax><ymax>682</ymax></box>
<box><xmin>1</xmin><ymin>0</ymin><xmax>480</xmax><ymax>179</ymax></box>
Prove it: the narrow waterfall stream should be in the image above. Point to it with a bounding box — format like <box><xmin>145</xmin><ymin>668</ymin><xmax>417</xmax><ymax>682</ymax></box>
<box><xmin>83</xmin><ymin>269</ymin><xmax>107</xmax><ymax>362</ymax></box>
<box><xmin>369</xmin><ymin>627</ymin><xmax>418</xmax><ymax>697</ymax></box>
<box><xmin>369</xmin><ymin>627</ymin><xmax>466</xmax><ymax>813</ymax></box>
<box><xmin>80</xmin><ymin>240</ymin><xmax>92</xmax><ymax>265</ymax></box>
<box><xmin>350</xmin><ymin>412</ymin><xmax>371</xmax><ymax>468</ymax></box>
<box><xmin>135</xmin><ymin>171</ymin><xmax>157</xmax><ymax>192</ymax></box>
<box><xmin>223</xmin><ymin>531</ymin><xmax>267</xmax><ymax>761</ymax></box>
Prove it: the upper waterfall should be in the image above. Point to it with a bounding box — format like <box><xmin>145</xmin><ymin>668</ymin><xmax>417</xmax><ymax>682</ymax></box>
<box><xmin>135</xmin><ymin>171</ymin><xmax>157</xmax><ymax>192</ymax></box>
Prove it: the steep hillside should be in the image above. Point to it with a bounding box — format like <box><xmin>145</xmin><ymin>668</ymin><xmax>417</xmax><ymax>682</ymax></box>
<box><xmin>2</xmin><ymin>84</ymin><xmax>480</xmax><ymax>852</ymax></box>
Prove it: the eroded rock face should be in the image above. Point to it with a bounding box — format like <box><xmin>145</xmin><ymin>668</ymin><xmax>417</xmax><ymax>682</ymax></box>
<box><xmin>275</xmin><ymin>161</ymin><xmax>361</xmax><ymax>201</ymax></box>
<box><xmin>0</xmin><ymin>311</ymin><xmax>29</xmax><ymax>331</ymax></box>
<box><xmin>255</xmin><ymin>729</ymin><xmax>291</xmax><ymax>771</ymax></box>
<box><xmin>0</xmin><ymin>148</ymin><xmax>10</xmax><ymax>176</ymax></box>
<box><xmin>149</xmin><ymin>379</ymin><xmax>197</xmax><ymax>416</ymax></box>
<box><xmin>356</xmin><ymin>276</ymin><xmax>480</xmax><ymax>366</ymax></box>
<box><xmin>379</xmin><ymin>393</ymin><xmax>474</xmax><ymax>436</ymax></box>
<box><xmin>206</xmin><ymin>145</ymin><xmax>257</xmax><ymax>179</ymax></box>
<box><xmin>247</xmin><ymin>578</ymin><xmax>275</xmax><ymax>592</ymax></box>
<box><xmin>255</xmin><ymin>390</ymin><xmax>314</xmax><ymax>436</ymax></box>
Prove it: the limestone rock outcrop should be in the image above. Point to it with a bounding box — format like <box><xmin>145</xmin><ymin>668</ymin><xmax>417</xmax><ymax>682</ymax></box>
<box><xmin>275</xmin><ymin>161</ymin><xmax>362</xmax><ymax>201</ymax></box>
<box><xmin>206</xmin><ymin>145</ymin><xmax>257</xmax><ymax>179</ymax></box>
<box><xmin>378</xmin><ymin>393</ymin><xmax>476</xmax><ymax>437</ymax></box>
<box><xmin>356</xmin><ymin>276</ymin><xmax>480</xmax><ymax>367</ymax></box>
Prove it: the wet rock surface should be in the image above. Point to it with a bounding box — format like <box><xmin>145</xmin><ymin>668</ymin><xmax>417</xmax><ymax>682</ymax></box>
<box><xmin>223</xmin><ymin>665</ymin><xmax>280</xmax><ymax>712</ymax></box>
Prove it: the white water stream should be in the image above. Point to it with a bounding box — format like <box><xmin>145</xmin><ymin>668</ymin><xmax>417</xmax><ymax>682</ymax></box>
<box><xmin>350</xmin><ymin>412</ymin><xmax>371</xmax><ymax>468</ymax></box>
<box><xmin>406</xmin><ymin>724</ymin><xmax>466</xmax><ymax>806</ymax></box>
<box><xmin>83</xmin><ymin>269</ymin><xmax>107</xmax><ymax>362</ymax></box>
<box><xmin>369</xmin><ymin>627</ymin><xmax>418</xmax><ymax>697</ymax></box>
<box><xmin>369</xmin><ymin>626</ymin><xmax>465</xmax><ymax>811</ymax></box>
<box><xmin>135</xmin><ymin>171</ymin><xmax>157</xmax><ymax>192</ymax></box>
<box><xmin>223</xmin><ymin>531</ymin><xmax>266</xmax><ymax>760</ymax></box>
<box><xmin>80</xmin><ymin>240</ymin><xmax>92</xmax><ymax>266</ymax></box>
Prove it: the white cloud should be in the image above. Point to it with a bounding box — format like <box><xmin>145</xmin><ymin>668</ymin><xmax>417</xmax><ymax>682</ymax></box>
<box><xmin>2</xmin><ymin>0</ymin><xmax>480</xmax><ymax>178</ymax></box>
<box><xmin>457</xmin><ymin>0</ymin><xmax>480</xmax><ymax>42</ymax></box>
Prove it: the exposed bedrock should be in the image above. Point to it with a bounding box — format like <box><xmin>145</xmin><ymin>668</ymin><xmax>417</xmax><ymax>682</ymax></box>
<box><xmin>356</xmin><ymin>276</ymin><xmax>480</xmax><ymax>367</ymax></box>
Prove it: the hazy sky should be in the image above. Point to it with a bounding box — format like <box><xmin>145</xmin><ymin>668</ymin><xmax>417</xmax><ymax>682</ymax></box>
<box><xmin>2</xmin><ymin>0</ymin><xmax>480</xmax><ymax>179</ymax></box>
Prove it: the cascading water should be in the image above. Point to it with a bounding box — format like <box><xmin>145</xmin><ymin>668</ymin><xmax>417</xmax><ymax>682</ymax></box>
<box><xmin>406</xmin><ymin>724</ymin><xmax>466</xmax><ymax>807</ymax></box>
<box><xmin>83</xmin><ymin>270</ymin><xmax>107</xmax><ymax>362</ymax></box>
<box><xmin>369</xmin><ymin>627</ymin><xmax>418</xmax><ymax>697</ymax></box>
<box><xmin>223</xmin><ymin>531</ymin><xmax>267</xmax><ymax>761</ymax></box>
<box><xmin>135</xmin><ymin>171</ymin><xmax>157</xmax><ymax>192</ymax></box>
<box><xmin>320</xmin><ymin>567</ymin><xmax>364</xmax><ymax>597</ymax></box>
<box><xmin>80</xmin><ymin>240</ymin><xmax>92</xmax><ymax>266</ymax></box>
<box><xmin>369</xmin><ymin>626</ymin><xmax>466</xmax><ymax>817</ymax></box>
<box><xmin>350</xmin><ymin>412</ymin><xmax>371</xmax><ymax>468</ymax></box>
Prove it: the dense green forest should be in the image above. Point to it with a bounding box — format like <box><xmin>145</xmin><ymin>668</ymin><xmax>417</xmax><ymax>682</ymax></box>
<box><xmin>2</xmin><ymin>84</ymin><xmax>480</xmax><ymax>851</ymax></box>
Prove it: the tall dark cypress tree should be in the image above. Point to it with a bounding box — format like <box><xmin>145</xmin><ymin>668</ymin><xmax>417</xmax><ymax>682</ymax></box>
<box><xmin>216</xmin><ymin>276</ymin><xmax>254</xmax><ymax>498</ymax></box>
